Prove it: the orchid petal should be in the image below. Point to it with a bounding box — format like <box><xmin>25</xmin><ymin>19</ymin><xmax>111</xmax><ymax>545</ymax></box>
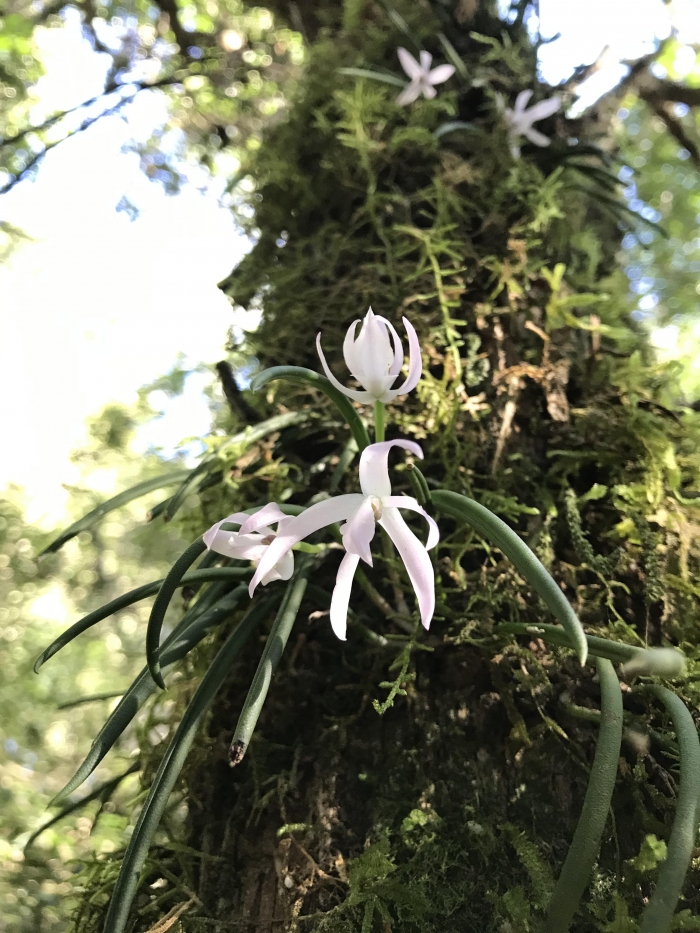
<box><xmin>421</xmin><ymin>82</ymin><xmax>437</xmax><ymax>100</ymax></box>
<box><xmin>316</xmin><ymin>333</ymin><xmax>374</xmax><ymax>404</ymax></box>
<box><xmin>342</xmin><ymin>318</ymin><xmax>362</xmax><ymax>375</ymax></box>
<box><xmin>527</xmin><ymin>96</ymin><xmax>561</xmax><ymax>122</ymax></box>
<box><xmin>419</xmin><ymin>50</ymin><xmax>433</xmax><ymax>72</ymax></box>
<box><xmin>359</xmin><ymin>439</ymin><xmax>423</xmax><ymax>498</ymax></box>
<box><xmin>382</xmin><ymin>316</ymin><xmax>422</xmax><ymax>400</ymax></box>
<box><xmin>341</xmin><ymin>497</ymin><xmax>377</xmax><ymax>565</ymax></box>
<box><xmin>522</xmin><ymin>126</ymin><xmax>551</xmax><ymax>147</ymax></box>
<box><xmin>397</xmin><ymin>47</ymin><xmax>422</xmax><ymax>80</ymax></box>
<box><xmin>428</xmin><ymin>64</ymin><xmax>455</xmax><ymax>85</ymax></box>
<box><xmin>262</xmin><ymin>550</ymin><xmax>295</xmax><ymax>585</ymax></box>
<box><xmin>380</xmin><ymin>507</ymin><xmax>435</xmax><ymax>629</ymax></box>
<box><xmin>249</xmin><ymin>495</ymin><xmax>364</xmax><ymax>594</ymax></box>
<box><xmin>203</xmin><ymin>511</ymin><xmax>251</xmax><ymax>550</ymax></box>
<box><xmin>375</xmin><ymin>314</ymin><xmax>404</xmax><ymax>377</ymax></box>
<box><xmin>514</xmin><ymin>89</ymin><xmax>533</xmax><ymax>114</ymax></box>
<box><xmin>330</xmin><ymin>552</ymin><xmax>360</xmax><ymax>641</ymax></box>
<box><xmin>396</xmin><ymin>81</ymin><xmax>422</xmax><ymax>106</ymax></box>
<box><xmin>350</xmin><ymin>308</ymin><xmax>396</xmax><ymax>397</ymax></box>
<box><xmin>239</xmin><ymin>502</ymin><xmax>290</xmax><ymax>535</ymax></box>
<box><xmin>382</xmin><ymin>496</ymin><xmax>439</xmax><ymax>550</ymax></box>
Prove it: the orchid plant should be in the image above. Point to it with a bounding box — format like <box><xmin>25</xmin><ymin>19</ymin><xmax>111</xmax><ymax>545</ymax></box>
<box><xmin>33</xmin><ymin>272</ymin><xmax>694</xmax><ymax>933</ymax></box>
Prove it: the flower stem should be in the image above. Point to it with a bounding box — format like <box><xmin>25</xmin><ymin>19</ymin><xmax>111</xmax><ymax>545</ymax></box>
<box><xmin>374</xmin><ymin>401</ymin><xmax>385</xmax><ymax>442</ymax></box>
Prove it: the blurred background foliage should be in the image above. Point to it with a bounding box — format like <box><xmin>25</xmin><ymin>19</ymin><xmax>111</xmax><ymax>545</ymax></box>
<box><xmin>2</xmin><ymin>0</ymin><xmax>700</xmax><ymax>930</ymax></box>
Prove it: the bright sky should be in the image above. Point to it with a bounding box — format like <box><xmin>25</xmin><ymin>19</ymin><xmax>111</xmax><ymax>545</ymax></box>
<box><xmin>1</xmin><ymin>1</ymin><xmax>699</xmax><ymax>526</ymax></box>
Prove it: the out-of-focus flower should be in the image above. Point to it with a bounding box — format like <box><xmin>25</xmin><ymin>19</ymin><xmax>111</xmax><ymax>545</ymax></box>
<box><xmin>500</xmin><ymin>89</ymin><xmax>561</xmax><ymax>158</ymax></box>
<box><xmin>204</xmin><ymin>502</ymin><xmax>294</xmax><ymax>585</ymax></box>
<box><xmin>249</xmin><ymin>440</ymin><xmax>439</xmax><ymax>639</ymax></box>
<box><xmin>316</xmin><ymin>307</ymin><xmax>421</xmax><ymax>404</ymax></box>
<box><xmin>396</xmin><ymin>47</ymin><xmax>455</xmax><ymax>106</ymax></box>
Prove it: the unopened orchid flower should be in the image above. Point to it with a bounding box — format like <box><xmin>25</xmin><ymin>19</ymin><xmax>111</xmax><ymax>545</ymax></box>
<box><xmin>249</xmin><ymin>440</ymin><xmax>439</xmax><ymax>640</ymax></box>
<box><xmin>396</xmin><ymin>48</ymin><xmax>455</xmax><ymax>106</ymax></box>
<box><xmin>203</xmin><ymin>502</ymin><xmax>294</xmax><ymax>585</ymax></box>
<box><xmin>316</xmin><ymin>307</ymin><xmax>421</xmax><ymax>404</ymax></box>
<box><xmin>500</xmin><ymin>89</ymin><xmax>561</xmax><ymax>159</ymax></box>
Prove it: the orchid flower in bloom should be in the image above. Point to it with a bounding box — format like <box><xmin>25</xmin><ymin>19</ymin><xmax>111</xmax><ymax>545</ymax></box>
<box><xmin>203</xmin><ymin>502</ymin><xmax>295</xmax><ymax>585</ymax></box>
<box><xmin>500</xmin><ymin>89</ymin><xmax>561</xmax><ymax>159</ymax></box>
<box><xmin>316</xmin><ymin>307</ymin><xmax>422</xmax><ymax>404</ymax></box>
<box><xmin>248</xmin><ymin>440</ymin><xmax>439</xmax><ymax>640</ymax></box>
<box><xmin>396</xmin><ymin>48</ymin><xmax>455</xmax><ymax>106</ymax></box>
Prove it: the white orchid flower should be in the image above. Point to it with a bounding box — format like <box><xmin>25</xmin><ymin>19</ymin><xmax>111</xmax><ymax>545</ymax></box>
<box><xmin>396</xmin><ymin>47</ymin><xmax>455</xmax><ymax>106</ymax></box>
<box><xmin>316</xmin><ymin>307</ymin><xmax>422</xmax><ymax>404</ymax></box>
<box><xmin>249</xmin><ymin>440</ymin><xmax>439</xmax><ymax>640</ymax></box>
<box><xmin>500</xmin><ymin>89</ymin><xmax>561</xmax><ymax>159</ymax></box>
<box><xmin>203</xmin><ymin>502</ymin><xmax>295</xmax><ymax>585</ymax></box>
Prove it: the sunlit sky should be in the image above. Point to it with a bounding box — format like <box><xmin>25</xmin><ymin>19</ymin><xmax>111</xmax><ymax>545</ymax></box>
<box><xmin>1</xmin><ymin>0</ymin><xmax>699</xmax><ymax>526</ymax></box>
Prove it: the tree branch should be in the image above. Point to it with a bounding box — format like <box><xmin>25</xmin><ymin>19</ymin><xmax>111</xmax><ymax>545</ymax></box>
<box><xmin>0</xmin><ymin>74</ymin><xmax>179</xmax><ymax>154</ymax></box>
<box><xmin>640</xmin><ymin>83</ymin><xmax>700</xmax><ymax>109</ymax></box>
<box><xmin>214</xmin><ymin>361</ymin><xmax>262</xmax><ymax>424</ymax></box>
<box><xmin>644</xmin><ymin>98</ymin><xmax>700</xmax><ymax>166</ymax></box>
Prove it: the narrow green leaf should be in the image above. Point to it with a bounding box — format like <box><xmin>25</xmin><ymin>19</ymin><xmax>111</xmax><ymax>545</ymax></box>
<box><xmin>546</xmin><ymin>658</ymin><xmax>623</xmax><ymax>932</ymax></box>
<box><xmin>162</xmin><ymin>461</ymin><xmax>220</xmax><ymax>523</ymax></box>
<box><xmin>38</xmin><ymin>470</ymin><xmax>191</xmax><ymax>557</ymax></box>
<box><xmin>434</xmin><ymin>121</ymin><xmax>475</xmax><ymax>139</ymax></box>
<box><xmin>51</xmin><ymin>585</ymin><xmax>248</xmax><ymax>805</ymax></box>
<box><xmin>639</xmin><ymin>687</ymin><xmax>700</xmax><ymax>933</ymax></box>
<box><xmin>338</xmin><ymin>67</ymin><xmax>405</xmax><ymax>88</ymax></box>
<box><xmin>433</xmin><ymin>489</ymin><xmax>588</xmax><ymax>665</ymax></box>
<box><xmin>34</xmin><ymin>567</ymin><xmax>251</xmax><ymax>672</ymax></box>
<box><xmin>24</xmin><ymin>762</ymin><xmax>139</xmax><ymax>850</ymax></box>
<box><xmin>250</xmin><ymin>366</ymin><xmax>370</xmax><ymax>451</ymax></box>
<box><xmin>437</xmin><ymin>32</ymin><xmax>468</xmax><ymax>79</ymax></box>
<box><xmin>146</xmin><ymin>538</ymin><xmax>208</xmax><ymax>688</ymax></box>
<box><xmin>103</xmin><ymin>598</ymin><xmax>273</xmax><ymax>933</ymax></box>
<box><xmin>57</xmin><ymin>692</ymin><xmax>125</xmax><ymax>710</ymax></box>
<box><xmin>229</xmin><ymin>560</ymin><xmax>312</xmax><ymax>766</ymax></box>
<box><xmin>498</xmin><ymin>621</ymin><xmax>647</xmax><ymax>665</ymax></box>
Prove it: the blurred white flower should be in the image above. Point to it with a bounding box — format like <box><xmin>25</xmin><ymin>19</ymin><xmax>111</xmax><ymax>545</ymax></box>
<box><xmin>396</xmin><ymin>47</ymin><xmax>455</xmax><ymax>106</ymax></box>
<box><xmin>500</xmin><ymin>90</ymin><xmax>561</xmax><ymax>158</ymax></box>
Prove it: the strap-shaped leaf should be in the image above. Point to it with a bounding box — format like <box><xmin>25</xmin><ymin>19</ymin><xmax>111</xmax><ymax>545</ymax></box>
<box><xmin>24</xmin><ymin>762</ymin><xmax>139</xmax><ymax>851</ymax></box>
<box><xmin>250</xmin><ymin>366</ymin><xmax>370</xmax><ymax>451</ymax></box>
<box><xmin>639</xmin><ymin>687</ymin><xmax>700</xmax><ymax>933</ymax></box>
<box><xmin>546</xmin><ymin>658</ymin><xmax>623</xmax><ymax>932</ymax></box>
<box><xmin>102</xmin><ymin>597</ymin><xmax>274</xmax><ymax>933</ymax></box>
<box><xmin>498</xmin><ymin>621</ymin><xmax>658</xmax><ymax>666</ymax></box>
<box><xmin>432</xmin><ymin>490</ymin><xmax>588</xmax><ymax>665</ymax></box>
<box><xmin>434</xmin><ymin>121</ymin><xmax>474</xmax><ymax>139</ymax></box>
<box><xmin>146</xmin><ymin>538</ymin><xmax>208</xmax><ymax>688</ymax></box>
<box><xmin>38</xmin><ymin>470</ymin><xmax>191</xmax><ymax>557</ymax></box>
<box><xmin>51</xmin><ymin>585</ymin><xmax>248</xmax><ymax>805</ymax></box>
<box><xmin>34</xmin><ymin>567</ymin><xmax>250</xmax><ymax>672</ymax></box>
<box><xmin>229</xmin><ymin>560</ymin><xmax>312</xmax><ymax>765</ymax></box>
<box><xmin>338</xmin><ymin>67</ymin><xmax>405</xmax><ymax>88</ymax></box>
<box><xmin>162</xmin><ymin>461</ymin><xmax>221</xmax><ymax>523</ymax></box>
